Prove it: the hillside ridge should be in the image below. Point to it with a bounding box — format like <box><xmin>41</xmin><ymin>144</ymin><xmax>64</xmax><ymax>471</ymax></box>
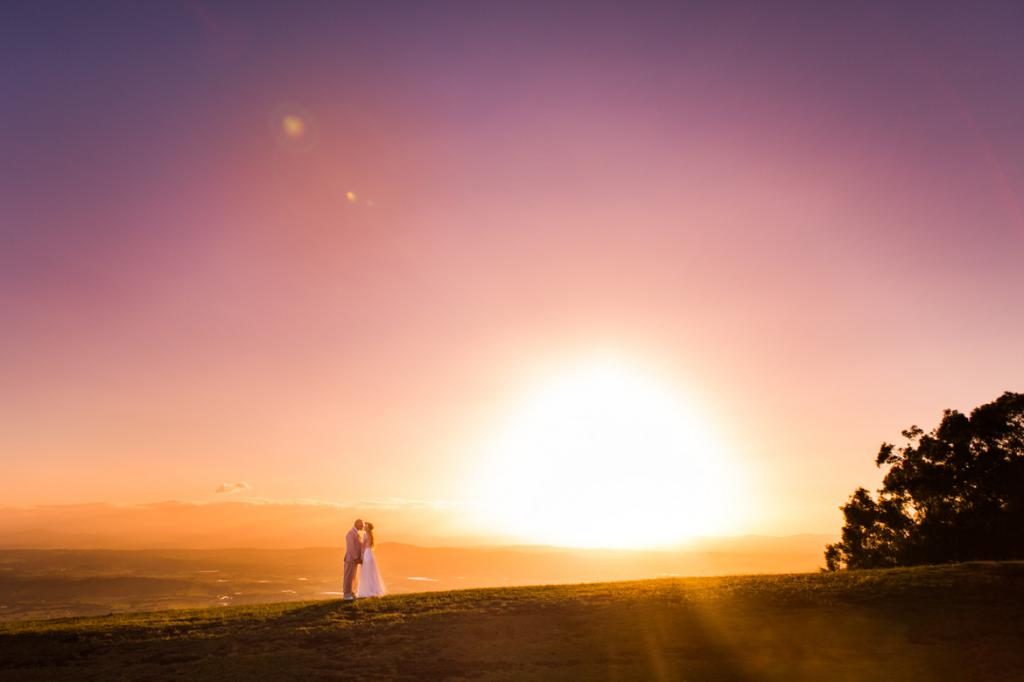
<box><xmin>2</xmin><ymin>562</ymin><xmax>1023</xmax><ymax>680</ymax></box>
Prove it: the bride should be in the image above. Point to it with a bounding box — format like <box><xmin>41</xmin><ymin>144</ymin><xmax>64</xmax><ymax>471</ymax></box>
<box><xmin>356</xmin><ymin>522</ymin><xmax>386</xmax><ymax>598</ymax></box>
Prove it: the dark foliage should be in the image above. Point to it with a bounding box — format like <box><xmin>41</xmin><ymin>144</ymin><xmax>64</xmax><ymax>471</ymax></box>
<box><xmin>825</xmin><ymin>392</ymin><xmax>1024</xmax><ymax>570</ymax></box>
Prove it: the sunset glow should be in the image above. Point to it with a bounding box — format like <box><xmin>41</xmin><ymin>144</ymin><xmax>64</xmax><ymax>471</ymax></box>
<box><xmin>2</xmin><ymin>2</ymin><xmax>1022</xmax><ymax>550</ymax></box>
<box><xmin>3</xmin><ymin>5</ymin><xmax>1023</xmax><ymax>677</ymax></box>
<box><xmin>472</xmin><ymin>358</ymin><xmax>743</xmax><ymax>548</ymax></box>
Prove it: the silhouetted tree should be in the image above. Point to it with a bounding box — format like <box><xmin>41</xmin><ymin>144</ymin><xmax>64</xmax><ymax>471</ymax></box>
<box><xmin>825</xmin><ymin>391</ymin><xmax>1024</xmax><ymax>570</ymax></box>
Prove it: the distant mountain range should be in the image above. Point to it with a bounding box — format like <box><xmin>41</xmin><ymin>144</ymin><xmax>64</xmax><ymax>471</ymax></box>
<box><xmin>0</xmin><ymin>538</ymin><xmax>835</xmax><ymax>621</ymax></box>
<box><xmin>0</xmin><ymin>501</ymin><xmax>835</xmax><ymax>557</ymax></box>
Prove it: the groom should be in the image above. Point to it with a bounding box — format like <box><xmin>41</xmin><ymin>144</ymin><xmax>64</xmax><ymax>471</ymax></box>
<box><xmin>343</xmin><ymin>518</ymin><xmax>364</xmax><ymax>600</ymax></box>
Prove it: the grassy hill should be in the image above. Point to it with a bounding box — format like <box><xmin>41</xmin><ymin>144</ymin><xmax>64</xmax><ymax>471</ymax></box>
<box><xmin>1</xmin><ymin>562</ymin><xmax>1022</xmax><ymax>681</ymax></box>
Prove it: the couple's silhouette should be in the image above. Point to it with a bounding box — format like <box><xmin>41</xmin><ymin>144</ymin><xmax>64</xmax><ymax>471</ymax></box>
<box><xmin>343</xmin><ymin>518</ymin><xmax>385</xmax><ymax>600</ymax></box>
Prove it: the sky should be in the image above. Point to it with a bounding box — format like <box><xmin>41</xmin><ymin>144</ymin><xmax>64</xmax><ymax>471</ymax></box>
<box><xmin>2</xmin><ymin>1</ymin><xmax>1023</xmax><ymax>546</ymax></box>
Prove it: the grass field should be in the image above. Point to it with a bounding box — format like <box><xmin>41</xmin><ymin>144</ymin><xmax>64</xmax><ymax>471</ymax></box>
<box><xmin>1</xmin><ymin>562</ymin><xmax>1022</xmax><ymax>681</ymax></box>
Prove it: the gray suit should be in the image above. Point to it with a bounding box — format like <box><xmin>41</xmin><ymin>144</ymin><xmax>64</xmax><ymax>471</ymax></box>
<box><xmin>343</xmin><ymin>527</ymin><xmax>362</xmax><ymax>598</ymax></box>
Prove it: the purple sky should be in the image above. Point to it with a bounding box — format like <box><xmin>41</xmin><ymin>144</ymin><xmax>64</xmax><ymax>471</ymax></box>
<box><xmin>2</xmin><ymin>1</ymin><xmax>1023</xmax><ymax>538</ymax></box>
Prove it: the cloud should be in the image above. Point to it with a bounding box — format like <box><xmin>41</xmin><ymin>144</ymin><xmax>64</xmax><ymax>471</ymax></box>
<box><xmin>232</xmin><ymin>497</ymin><xmax>460</xmax><ymax>510</ymax></box>
<box><xmin>0</xmin><ymin>497</ymin><xmax>487</xmax><ymax>550</ymax></box>
<box><xmin>215</xmin><ymin>481</ymin><xmax>251</xmax><ymax>494</ymax></box>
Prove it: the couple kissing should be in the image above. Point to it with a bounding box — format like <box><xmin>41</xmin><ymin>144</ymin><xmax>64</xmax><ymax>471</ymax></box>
<box><xmin>343</xmin><ymin>518</ymin><xmax>386</xmax><ymax>600</ymax></box>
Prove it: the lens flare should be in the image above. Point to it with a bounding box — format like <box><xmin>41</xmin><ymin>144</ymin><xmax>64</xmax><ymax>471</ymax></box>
<box><xmin>281</xmin><ymin>115</ymin><xmax>306</xmax><ymax>139</ymax></box>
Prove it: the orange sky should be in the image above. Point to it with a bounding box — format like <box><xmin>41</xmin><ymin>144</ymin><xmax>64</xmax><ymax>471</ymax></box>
<box><xmin>3</xmin><ymin>2</ymin><xmax>1023</xmax><ymax>547</ymax></box>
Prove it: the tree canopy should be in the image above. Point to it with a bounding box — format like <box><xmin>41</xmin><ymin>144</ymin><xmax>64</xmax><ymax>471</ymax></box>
<box><xmin>825</xmin><ymin>391</ymin><xmax>1024</xmax><ymax>571</ymax></box>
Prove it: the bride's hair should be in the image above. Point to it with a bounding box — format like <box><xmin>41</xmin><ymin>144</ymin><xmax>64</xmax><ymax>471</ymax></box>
<box><xmin>365</xmin><ymin>522</ymin><xmax>375</xmax><ymax>547</ymax></box>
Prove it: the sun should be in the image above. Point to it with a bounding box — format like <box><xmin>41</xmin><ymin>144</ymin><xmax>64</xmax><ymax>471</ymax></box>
<box><xmin>470</xmin><ymin>357</ymin><xmax>744</xmax><ymax>549</ymax></box>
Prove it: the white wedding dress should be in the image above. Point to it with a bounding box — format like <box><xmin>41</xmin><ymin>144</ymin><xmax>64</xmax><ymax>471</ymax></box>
<box><xmin>356</xmin><ymin>539</ymin><xmax>386</xmax><ymax>598</ymax></box>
